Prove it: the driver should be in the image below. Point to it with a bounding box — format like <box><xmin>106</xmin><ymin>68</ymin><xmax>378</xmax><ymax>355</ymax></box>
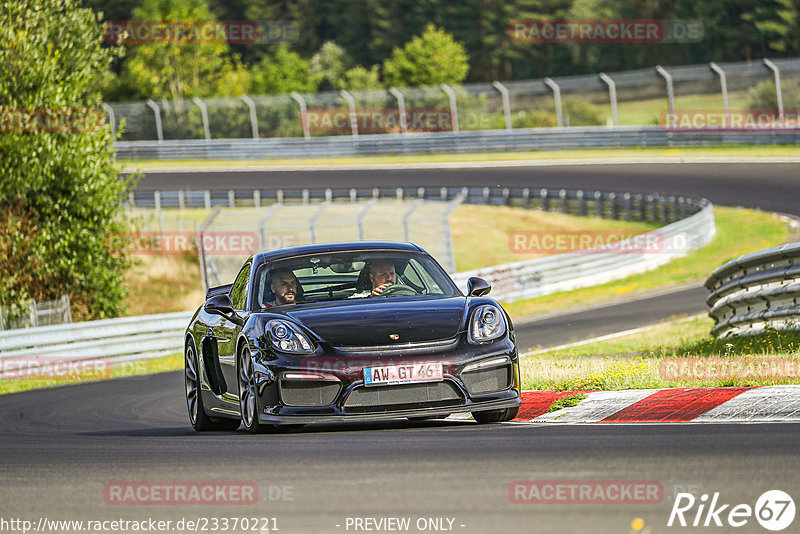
<box><xmin>266</xmin><ymin>269</ymin><xmax>300</xmax><ymax>306</ymax></box>
<box><xmin>350</xmin><ymin>261</ymin><xmax>398</xmax><ymax>298</ymax></box>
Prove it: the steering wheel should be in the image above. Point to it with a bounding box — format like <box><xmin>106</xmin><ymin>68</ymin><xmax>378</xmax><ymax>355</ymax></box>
<box><xmin>378</xmin><ymin>284</ymin><xmax>417</xmax><ymax>297</ymax></box>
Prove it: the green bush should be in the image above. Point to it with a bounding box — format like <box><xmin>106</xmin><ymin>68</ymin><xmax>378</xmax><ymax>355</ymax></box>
<box><xmin>0</xmin><ymin>0</ymin><xmax>135</xmax><ymax>322</ymax></box>
<box><xmin>746</xmin><ymin>78</ymin><xmax>800</xmax><ymax>111</ymax></box>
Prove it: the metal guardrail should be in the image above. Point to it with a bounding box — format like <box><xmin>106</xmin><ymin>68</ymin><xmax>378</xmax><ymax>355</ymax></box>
<box><xmin>453</xmin><ymin>200</ymin><xmax>715</xmax><ymax>302</ymax></box>
<box><xmin>0</xmin><ymin>311</ymin><xmax>193</xmax><ymax>375</ymax></box>
<box><xmin>115</xmin><ymin>126</ymin><xmax>800</xmax><ymax>160</ymax></box>
<box><xmin>706</xmin><ymin>241</ymin><xmax>800</xmax><ymax>338</ymax></box>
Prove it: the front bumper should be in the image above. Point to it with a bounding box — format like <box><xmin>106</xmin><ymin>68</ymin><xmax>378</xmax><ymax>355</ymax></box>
<box><xmin>252</xmin><ymin>334</ymin><xmax>521</xmax><ymax>424</ymax></box>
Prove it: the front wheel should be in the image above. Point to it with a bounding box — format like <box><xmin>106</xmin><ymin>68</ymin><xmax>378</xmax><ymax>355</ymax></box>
<box><xmin>185</xmin><ymin>339</ymin><xmax>240</xmax><ymax>432</ymax></box>
<box><xmin>238</xmin><ymin>346</ymin><xmax>271</xmax><ymax>434</ymax></box>
<box><xmin>472</xmin><ymin>406</ymin><xmax>519</xmax><ymax>424</ymax></box>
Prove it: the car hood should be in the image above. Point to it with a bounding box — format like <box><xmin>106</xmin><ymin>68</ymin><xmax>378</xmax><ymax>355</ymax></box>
<box><xmin>284</xmin><ymin>296</ymin><xmax>467</xmax><ymax>347</ymax></box>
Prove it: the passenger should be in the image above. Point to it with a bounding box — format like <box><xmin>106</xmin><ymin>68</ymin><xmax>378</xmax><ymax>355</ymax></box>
<box><xmin>267</xmin><ymin>269</ymin><xmax>300</xmax><ymax>306</ymax></box>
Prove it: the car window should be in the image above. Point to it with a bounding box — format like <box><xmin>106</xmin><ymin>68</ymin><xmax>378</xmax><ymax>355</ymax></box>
<box><xmin>253</xmin><ymin>251</ymin><xmax>458</xmax><ymax>310</ymax></box>
<box><xmin>230</xmin><ymin>263</ymin><xmax>251</xmax><ymax>311</ymax></box>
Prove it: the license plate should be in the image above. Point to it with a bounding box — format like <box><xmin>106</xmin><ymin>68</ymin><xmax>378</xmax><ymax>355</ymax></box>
<box><xmin>364</xmin><ymin>362</ymin><xmax>443</xmax><ymax>387</ymax></box>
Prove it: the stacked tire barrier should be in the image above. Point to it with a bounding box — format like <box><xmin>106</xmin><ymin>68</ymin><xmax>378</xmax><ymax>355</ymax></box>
<box><xmin>706</xmin><ymin>242</ymin><xmax>800</xmax><ymax>337</ymax></box>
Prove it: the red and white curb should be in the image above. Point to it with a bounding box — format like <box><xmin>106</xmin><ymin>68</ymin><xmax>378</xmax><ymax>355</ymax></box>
<box><xmin>511</xmin><ymin>386</ymin><xmax>800</xmax><ymax>423</ymax></box>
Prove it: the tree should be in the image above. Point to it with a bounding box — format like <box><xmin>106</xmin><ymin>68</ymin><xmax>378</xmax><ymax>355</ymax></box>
<box><xmin>0</xmin><ymin>0</ymin><xmax>135</xmax><ymax>321</ymax></box>
<box><xmin>310</xmin><ymin>41</ymin><xmax>352</xmax><ymax>91</ymax></box>
<box><xmin>382</xmin><ymin>24</ymin><xmax>470</xmax><ymax>87</ymax></box>
<box><xmin>119</xmin><ymin>0</ymin><xmax>248</xmax><ymax>100</ymax></box>
<box><xmin>250</xmin><ymin>43</ymin><xmax>317</xmax><ymax>94</ymax></box>
<box><xmin>342</xmin><ymin>65</ymin><xmax>382</xmax><ymax>90</ymax></box>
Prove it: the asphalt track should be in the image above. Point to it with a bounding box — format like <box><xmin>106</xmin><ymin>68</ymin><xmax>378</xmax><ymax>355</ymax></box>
<box><xmin>2</xmin><ymin>162</ymin><xmax>799</xmax><ymax>533</ymax></box>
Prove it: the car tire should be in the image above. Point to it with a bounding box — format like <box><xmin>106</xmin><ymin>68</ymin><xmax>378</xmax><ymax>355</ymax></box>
<box><xmin>185</xmin><ymin>339</ymin><xmax>240</xmax><ymax>432</ymax></box>
<box><xmin>471</xmin><ymin>406</ymin><xmax>519</xmax><ymax>424</ymax></box>
<box><xmin>238</xmin><ymin>345</ymin><xmax>271</xmax><ymax>434</ymax></box>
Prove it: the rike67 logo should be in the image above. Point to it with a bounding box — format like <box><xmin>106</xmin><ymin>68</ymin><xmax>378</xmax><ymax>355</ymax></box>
<box><xmin>668</xmin><ymin>490</ymin><xmax>795</xmax><ymax>531</ymax></box>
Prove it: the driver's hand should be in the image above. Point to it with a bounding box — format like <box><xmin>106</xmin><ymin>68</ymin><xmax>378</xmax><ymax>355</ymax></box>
<box><xmin>371</xmin><ymin>282</ymin><xmax>392</xmax><ymax>296</ymax></box>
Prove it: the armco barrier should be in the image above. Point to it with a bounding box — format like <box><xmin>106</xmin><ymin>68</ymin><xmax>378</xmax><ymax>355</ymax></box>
<box><xmin>115</xmin><ymin>127</ymin><xmax>800</xmax><ymax>160</ymax></box>
<box><xmin>0</xmin><ymin>311</ymin><xmax>193</xmax><ymax>374</ymax></box>
<box><xmin>453</xmin><ymin>201</ymin><xmax>714</xmax><ymax>302</ymax></box>
<box><xmin>706</xmin><ymin>241</ymin><xmax>800</xmax><ymax>338</ymax></box>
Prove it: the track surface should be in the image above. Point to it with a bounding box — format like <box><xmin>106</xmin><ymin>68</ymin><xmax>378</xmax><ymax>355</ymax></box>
<box><xmin>3</xmin><ymin>162</ymin><xmax>798</xmax><ymax>533</ymax></box>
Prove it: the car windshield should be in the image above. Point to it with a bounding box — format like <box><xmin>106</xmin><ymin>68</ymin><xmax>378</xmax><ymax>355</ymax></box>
<box><xmin>253</xmin><ymin>250</ymin><xmax>460</xmax><ymax>309</ymax></box>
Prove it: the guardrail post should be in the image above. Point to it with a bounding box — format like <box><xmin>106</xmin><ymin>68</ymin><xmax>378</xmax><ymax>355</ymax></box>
<box><xmin>145</xmin><ymin>99</ymin><xmax>163</xmax><ymax>142</ymax></box>
<box><xmin>253</xmin><ymin>190</ymin><xmax>260</xmax><ymax>208</ymax></box>
<box><xmin>440</xmin><ymin>83</ymin><xmax>459</xmax><ymax>133</ymax></box>
<box><xmin>709</xmin><ymin>62</ymin><xmax>731</xmax><ymax>128</ymax></box>
<box><xmin>502</xmin><ymin>188</ymin><xmax>510</xmax><ymax>205</ymax></box>
<box><xmin>492</xmin><ymin>81</ymin><xmax>512</xmax><ymax>130</ymax></box>
<box><xmin>595</xmin><ymin>191</ymin><xmax>603</xmax><ymax>217</ymax></box>
<box><xmin>522</xmin><ymin>188</ymin><xmax>530</xmax><ymax>208</ymax></box>
<box><xmin>441</xmin><ymin>187</ymin><xmax>448</xmax><ymax>201</ymax></box>
<box><xmin>372</xmin><ymin>188</ymin><xmax>379</xmax><ymax>200</ymax></box>
<box><xmin>623</xmin><ymin>192</ymin><xmax>632</xmax><ymax>220</ymax></box>
<box><xmin>228</xmin><ymin>190</ymin><xmax>235</xmax><ymax>208</ymax></box>
<box><xmin>418</xmin><ymin>187</ymin><xmax>426</xmax><ymax>200</ymax></box>
<box><xmin>350</xmin><ymin>188</ymin><xmax>357</xmax><ymax>202</ymax></box>
<box><xmin>241</xmin><ymin>95</ymin><xmax>259</xmax><ymax>139</ymax></box>
<box><xmin>655</xmin><ymin>66</ymin><xmax>675</xmax><ymax>122</ymax></box>
<box><xmin>302</xmin><ymin>189</ymin><xmax>309</xmax><ymax>205</ymax></box>
<box><xmin>609</xmin><ymin>192</ymin><xmax>617</xmax><ymax>219</ymax></box>
<box><xmin>396</xmin><ymin>187</ymin><xmax>404</xmax><ymax>201</ymax></box>
<box><xmin>540</xmin><ymin>188</ymin><xmax>549</xmax><ymax>211</ymax></box>
<box><xmin>204</xmin><ymin>190</ymin><xmax>211</xmax><ymax>210</ymax></box>
<box><xmin>290</xmin><ymin>92</ymin><xmax>310</xmax><ymax>139</ymax></box>
<box><xmin>544</xmin><ymin>78</ymin><xmax>563</xmax><ymax>127</ymax></box>
<box><xmin>339</xmin><ymin>90</ymin><xmax>358</xmax><ymax>137</ymax></box>
<box><xmin>559</xmin><ymin>189</ymin><xmax>568</xmax><ymax>213</ymax></box>
<box><xmin>483</xmin><ymin>187</ymin><xmax>490</xmax><ymax>204</ymax></box>
<box><xmin>154</xmin><ymin>191</ymin><xmax>161</xmax><ymax>211</ymax></box>
<box><xmin>101</xmin><ymin>103</ymin><xmax>116</xmax><ymax>138</ymax></box>
<box><xmin>678</xmin><ymin>197</ymin><xmax>687</xmax><ymax>218</ymax></box>
<box><xmin>598</xmin><ymin>73</ymin><xmax>619</xmax><ymax>127</ymax></box>
<box><xmin>388</xmin><ymin>87</ymin><xmax>408</xmax><ymax>134</ymax></box>
<box><xmin>178</xmin><ymin>190</ymin><xmax>185</xmax><ymax>210</ymax></box>
<box><xmin>128</xmin><ymin>191</ymin><xmax>135</xmax><ymax>208</ymax></box>
<box><xmin>325</xmin><ymin>188</ymin><xmax>333</xmax><ymax>202</ymax></box>
<box><xmin>277</xmin><ymin>189</ymin><xmax>284</xmax><ymax>203</ymax></box>
<box><xmin>191</xmin><ymin>97</ymin><xmax>211</xmax><ymax>141</ymax></box>
<box><xmin>763</xmin><ymin>59</ymin><xmax>784</xmax><ymax>124</ymax></box>
<box><xmin>577</xmin><ymin>189</ymin><xmax>585</xmax><ymax>216</ymax></box>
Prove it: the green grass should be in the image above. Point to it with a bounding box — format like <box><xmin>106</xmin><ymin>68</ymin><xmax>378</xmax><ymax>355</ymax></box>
<box><xmin>0</xmin><ymin>353</ymin><xmax>182</xmax><ymax>395</ymax></box>
<box><xmin>546</xmin><ymin>393</ymin><xmax>588</xmax><ymax>412</ymax></box>
<box><xmin>502</xmin><ymin>206</ymin><xmax>791</xmax><ymax>320</ymax></box>
<box><xmin>520</xmin><ymin>315</ymin><xmax>800</xmax><ymax>391</ymax></box>
<box><xmin>118</xmin><ymin>145</ymin><xmax>800</xmax><ymax>169</ymax></box>
<box><xmin>616</xmin><ymin>90</ymin><xmax>752</xmax><ymax>126</ymax></box>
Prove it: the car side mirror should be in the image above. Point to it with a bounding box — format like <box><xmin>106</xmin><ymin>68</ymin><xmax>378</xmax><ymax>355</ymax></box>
<box><xmin>204</xmin><ymin>294</ymin><xmax>244</xmax><ymax>325</ymax></box>
<box><xmin>467</xmin><ymin>277</ymin><xmax>491</xmax><ymax>297</ymax></box>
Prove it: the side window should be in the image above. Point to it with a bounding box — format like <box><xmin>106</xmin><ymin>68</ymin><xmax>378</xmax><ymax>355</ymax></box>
<box><xmin>230</xmin><ymin>263</ymin><xmax>251</xmax><ymax>311</ymax></box>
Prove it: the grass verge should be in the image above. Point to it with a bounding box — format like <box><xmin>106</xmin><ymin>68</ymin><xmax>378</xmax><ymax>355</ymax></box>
<box><xmin>502</xmin><ymin>206</ymin><xmax>790</xmax><ymax>319</ymax></box>
<box><xmin>546</xmin><ymin>393</ymin><xmax>588</xmax><ymax>412</ymax></box>
<box><xmin>0</xmin><ymin>353</ymin><xmax>182</xmax><ymax>395</ymax></box>
<box><xmin>119</xmin><ymin>145</ymin><xmax>800</xmax><ymax>169</ymax></box>
<box><xmin>521</xmin><ymin>315</ymin><xmax>800</xmax><ymax>391</ymax></box>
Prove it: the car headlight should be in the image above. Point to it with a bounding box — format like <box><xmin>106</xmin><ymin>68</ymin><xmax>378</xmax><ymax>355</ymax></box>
<box><xmin>469</xmin><ymin>305</ymin><xmax>506</xmax><ymax>343</ymax></box>
<box><xmin>267</xmin><ymin>320</ymin><xmax>315</xmax><ymax>355</ymax></box>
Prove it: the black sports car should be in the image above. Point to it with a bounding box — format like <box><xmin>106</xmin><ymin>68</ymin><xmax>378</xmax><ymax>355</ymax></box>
<box><xmin>184</xmin><ymin>241</ymin><xmax>521</xmax><ymax>433</ymax></box>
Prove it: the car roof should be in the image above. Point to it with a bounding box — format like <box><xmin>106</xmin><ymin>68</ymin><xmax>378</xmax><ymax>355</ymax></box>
<box><xmin>253</xmin><ymin>241</ymin><xmax>425</xmax><ymax>265</ymax></box>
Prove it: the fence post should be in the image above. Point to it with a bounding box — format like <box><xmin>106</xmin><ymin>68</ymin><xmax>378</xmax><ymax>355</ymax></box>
<box><xmin>577</xmin><ymin>189</ymin><xmax>585</xmax><ymax>216</ymax></box>
<box><xmin>30</xmin><ymin>299</ymin><xmax>37</xmax><ymax>328</ymax></box>
<box><xmin>204</xmin><ymin>190</ymin><xmax>211</xmax><ymax>210</ymax></box>
<box><xmin>357</xmin><ymin>199</ymin><xmax>377</xmax><ymax>240</ymax></box>
<box><xmin>102</xmin><ymin>103</ymin><xmax>116</xmax><ymax>138</ymax></box>
<box><xmin>440</xmin><ymin>83</ymin><xmax>459</xmax><ymax>133</ymax></box>
<box><xmin>257</xmin><ymin>203</ymin><xmax>282</xmax><ymax>249</ymax></box>
<box><xmin>191</xmin><ymin>97</ymin><xmax>211</xmax><ymax>141</ymax></box>
<box><xmin>623</xmin><ymin>192</ymin><xmax>632</xmax><ymax>220</ymax></box>
<box><xmin>609</xmin><ymin>192</ymin><xmax>617</xmax><ymax>219</ymax></box>
<box><xmin>308</xmin><ymin>201</ymin><xmax>330</xmax><ymax>244</ymax></box>
<box><xmin>763</xmin><ymin>59</ymin><xmax>784</xmax><ymax>124</ymax></box>
<box><xmin>290</xmin><ymin>92</ymin><xmax>310</xmax><ymax>140</ymax></box>
<box><xmin>441</xmin><ymin>193</ymin><xmax>465</xmax><ymax>273</ymax></box>
<box><xmin>145</xmin><ymin>99</ymin><xmax>163</xmax><ymax>142</ymax></box>
<box><xmin>540</xmin><ymin>188</ymin><xmax>549</xmax><ymax>211</ymax></box>
<box><xmin>339</xmin><ymin>90</ymin><xmax>359</xmax><ymax>137</ymax></box>
<box><xmin>522</xmin><ymin>188</ymin><xmax>530</xmax><ymax>208</ymax></box>
<box><xmin>595</xmin><ymin>191</ymin><xmax>603</xmax><ymax>218</ymax></box>
<box><xmin>492</xmin><ymin>81</ymin><xmax>512</xmax><ymax>130</ymax></box>
<box><xmin>253</xmin><ymin>190</ymin><xmax>260</xmax><ymax>208</ymax></box>
<box><xmin>655</xmin><ymin>66</ymin><xmax>675</xmax><ymax>123</ymax></box>
<box><xmin>241</xmin><ymin>95</ymin><xmax>259</xmax><ymax>139</ymax></box>
<box><xmin>709</xmin><ymin>62</ymin><xmax>731</xmax><ymax>128</ymax></box>
<box><xmin>559</xmin><ymin>189</ymin><xmax>567</xmax><ymax>213</ymax></box>
<box><xmin>178</xmin><ymin>190</ymin><xmax>185</xmax><ymax>210</ymax></box>
<box><xmin>154</xmin><ymin>191</ymin><xmax>161</xmax><ymax>211</ymax></box>
<box><xmin>388</xmin><ymin>87</ymin><xmax>408</xmax><ymax>134</ymax></box>
<box><xmin>0</xmin><ymin>302</ymin><xmax>4</xmax><ymax>331</ymax></box>
<box><xmin>543</xmin><ymin>78</ymin><xmax>563</xmax><ymax>127</ymax></box>
<box><xmin>598</xmin><ymin>73</ymin><xmax>619</xmax><ymax>127</ymax></box>
<box><xmin>402</xmin><ymin>200</ymin><xmax>423</xmax><ymax>242</ymax></box>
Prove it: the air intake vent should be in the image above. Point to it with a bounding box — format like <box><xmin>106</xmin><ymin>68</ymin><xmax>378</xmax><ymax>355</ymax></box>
<box><xmin>462</xmin><ymin>365</ymin><xmax>511</xmax><ymax>395</ymax></box>
<box><xmin>280</xmin><ymin>380</ymin><xmax>341</xmax><ymax>407</ymax></box>
<box><xmin>344</xmin><ymin>382</ymin><xmax>462</xmax><ymax>412</ymax></box>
